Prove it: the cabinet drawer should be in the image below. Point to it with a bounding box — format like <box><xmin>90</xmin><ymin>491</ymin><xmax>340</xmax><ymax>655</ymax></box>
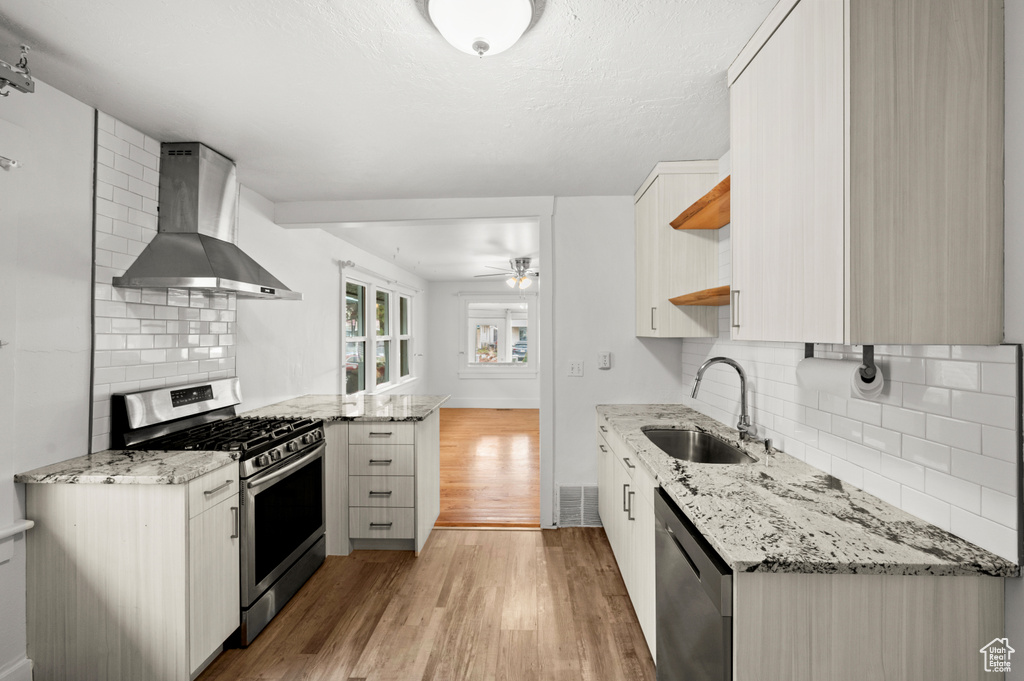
<box><xmin>349</xmin><ymin>476</ymin><xmax>414</xmax><ymax>508</ymax></box>
<box><xmin>349</xmin><ymin>422</ymin><xmax>415</xmax><ymax>445</ymax></box>
<box><xmin>349</xmin><ymin>444</ymin><xmax>415</xmax><ymax>476</ymax></box>
<box><xmin>349</xmin><ymin>507</ymin><xmax>415</xmax><ymax>539</ymax></box>
<box><xmin>187</xmin><ymin>465</ymin><xmax>239</xmax><ymax>518</ymax></box>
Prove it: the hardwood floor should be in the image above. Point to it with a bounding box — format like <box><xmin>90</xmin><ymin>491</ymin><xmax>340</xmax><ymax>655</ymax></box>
<box><xmin>437</xmin><ymin>408</ymin><xmax>540</xmax><ymax>528</ymax></box>
<box><xmin>197</xmin><ymin>528</ymin><xmax>654</xmax><ymax>681</ymax></box>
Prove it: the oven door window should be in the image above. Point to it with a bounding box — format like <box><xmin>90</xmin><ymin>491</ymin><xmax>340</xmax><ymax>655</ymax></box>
<box><xmin>252</xmin><ymin>455</ymin><xmax>324</xmax><ymax>588</ymax></box>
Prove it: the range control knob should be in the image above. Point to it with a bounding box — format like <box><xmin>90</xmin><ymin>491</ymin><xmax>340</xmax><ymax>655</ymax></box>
<box><xmin>301</xmin><ymin>434</ymin><xmax>312</xmax><ymax>445</ymax></box>
<box><xmin>314</xmin><ymin>430</ymin><xmax>323</xmax><ymax>441</ymax></box>
<box><xmin>286</xmin><ymin>441</ymin><xmax>298</xmax><ymax>453</ymax></box>
<box><xmin>255</xmin><ymin>454</ymin><xmax>270</xmax><ymax>467</ymax></box>
<box><xmin>269</xmin><ymin>449</ymin><xmax>281</xmax><ymax>462</ymax></box>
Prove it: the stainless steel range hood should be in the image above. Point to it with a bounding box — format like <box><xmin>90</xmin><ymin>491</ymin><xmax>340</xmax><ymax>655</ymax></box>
<box><xmin>112</xmin><ymin>142</ymin><xmax>302</xmax><ymax>300</ymax></box>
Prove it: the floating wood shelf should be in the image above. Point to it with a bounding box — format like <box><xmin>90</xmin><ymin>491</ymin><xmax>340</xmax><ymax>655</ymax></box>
<box><xmin>669</xmin><ymin>285</ymin><xmax>731</xmax><ymax>307</ymax></box>
<box><xmin>671</xmin><ymin>175</ymin><xmax>730</xmax><ymax>230</ymax></box>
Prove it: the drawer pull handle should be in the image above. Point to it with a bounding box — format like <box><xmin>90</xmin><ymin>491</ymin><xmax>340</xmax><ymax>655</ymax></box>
<box><xmin>370</xmin><ymin>522</ymin><xmax>394</xmax><ymax>528</ymax></box>
<box><xmin>622</xmin><ymin>483</ymin><xmax>630</xmax><ymax>512</ymax></box>
<box><xmin>369</xmin><ymin>432</ymin><xmax>393</xmax><ymax>437</ymax></box>
<box><xmin>623</xmin><ymin>457</ymin><xmax>635</xmax><ymax>469</ymax></box>
<box><xmin>369</xmin><ymin>459</ymin><xmax>393</xmax><ymax>465</ymax></box>
<box><xmin>599</xmin><ymin>445</ymin><xmax>608</xmax><ymax>452</ymax></box>
<box><xmin>204</xmin><ymin>479</ymin><xmax>233</xmax><ymax>497</ymax></box>
<box><xmin>230</xmin><ymin>506</ymin><xmax>239</xmax><ymax>539</ymax></box>
<box><xmin>627</xmin><ymin>491</ymin><xmax>635</xmax><ymax>521</ymax></box>
<box><xmin>369</xmin><ymin>491</ymin><xmax>393</xmax><ymax>497</ymax></box>
<box><xmin>600</xmin><ymin>425</ymin><xmax>608</xmax><ymax>432</ymax></box>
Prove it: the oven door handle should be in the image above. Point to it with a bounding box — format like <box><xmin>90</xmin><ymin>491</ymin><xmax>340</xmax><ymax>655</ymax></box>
<box><xmin>246</xmin><ymin>443</ymin><xmax>325</xmax><ymax>491</ymax></box>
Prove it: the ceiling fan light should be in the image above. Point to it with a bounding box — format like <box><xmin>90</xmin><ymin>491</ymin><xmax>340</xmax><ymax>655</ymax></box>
<box><xmin>519</xmin><ymin>277</ymin><xmax>532</xmax><ymax>289</ymax></box>
<box><xmin>506</xmin><ymin>277</ymin><xmax>518</xmax><ymax>288</ymax></box>
<box><xmin>426</xmin><ymin>0</ymin><xmax>534</xmax><ymax>57</ymax></box>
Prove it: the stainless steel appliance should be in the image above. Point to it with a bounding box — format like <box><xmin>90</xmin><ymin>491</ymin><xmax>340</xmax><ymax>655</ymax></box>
<box><xmin>111</xmin><ymin>377</ymin><xmax>326</xmax><ymax>646</ymax></box>
<box><xmin>655</xmin><ymin>488</ymin><xmax>732</xmax><ymax>681</ymax></box>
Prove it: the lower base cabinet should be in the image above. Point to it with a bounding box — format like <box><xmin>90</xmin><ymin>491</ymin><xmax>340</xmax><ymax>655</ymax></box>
<box><xmin>597</xmin><ymin>422</ymin><xmax>657</xmax><ymax>659</ymax></box>
<box><xmin>26</xmin><ymin>464</ymin><xmax>240</xmax><ymax>681</ymax></box>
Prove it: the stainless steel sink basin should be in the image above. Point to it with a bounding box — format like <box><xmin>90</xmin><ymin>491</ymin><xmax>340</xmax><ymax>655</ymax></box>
<box><xmin>643</xmin><ymin>429</ymin><xmax>755</xmax><ymax>464</ymax></box>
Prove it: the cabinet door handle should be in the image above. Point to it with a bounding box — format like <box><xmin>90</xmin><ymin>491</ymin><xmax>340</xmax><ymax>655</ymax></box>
<box><xmin>230</xmin><ymin>506</ymin><xmax>239</xmax><ymax>539</ymax></box>
<box><xmin>370</xmin><ymin>522</ymin><xmax>394</xmax><ymax>529</ymax></box>
<box><xmin>731</xmin><ymin>290</ymin><xmax>740</xmax><ymax>328</ymax></box>
<box><xmin>627</xmin><ymin>492</ymin><xmax>635</xmax><ymax>521</ymax></box>
<box><xmin>651</xmin><ymin>307</ymin><xmax>657</xmax><ymax>331</ymax></box>
<box><xmin>369</xmin><ymin>459</ymin><xmax>393</xmax><ymax>465</ymax></box>
<box><xmin>369</xmin><ymin>431</ymin><xmax>393</xmax><ymax>437</ymax></box>
<box><xmin>368</xmin><ymin>490</ymin><xmax>393</xmax><ymax>497</ymax></box>
<box><xmin>623</xmin><ymin>457</ymin><xmax>635</xmax><ymax>470</ymax></box>
<box><xmin>599</xmin><ymin>445</ymin><xmax>608</xmax><ymax>452</ymax></box>
<box><xmin>204</xmin><ymin>479</ymin><xmax>233</xmax><ymax>497</ymax></box>
<box><xmin>622</xmin><ymin>483</ymin><xmax>630</xmax><ymax>512</ymax></box>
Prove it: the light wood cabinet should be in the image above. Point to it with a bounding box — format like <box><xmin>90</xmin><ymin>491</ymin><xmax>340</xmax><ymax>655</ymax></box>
<box><xmin>596</xmin><ymin>421</ymin><xmax>657</xmax><ymax>658</ymax></box>
<box><xmin>634</xmin><ymin>161</ymin><xmax>721</xmax><ymax>338</ymax></box>
<box><xmin>324</xmin><ymin>422</ymin><xmax>350</xmax><ymax>555</ymax></box>
<box><xmin>729</xmin><ymin>0</ymin><xmax>1004</xmax><ymax>344</ymax></box>
<box><xmin>26</xmin><ymin>464</ymin><xmax>240</xmax><ymax>680</ymax></box>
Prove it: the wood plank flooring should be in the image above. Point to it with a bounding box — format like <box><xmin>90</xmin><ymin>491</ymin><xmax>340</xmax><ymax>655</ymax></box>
<box><xmin>437</xmin><ymin>408</ymin><xmax>540</xmax><ymax>528</ymax></box>
<box><xmin>197</xmin><ymin>529</ymin><xmax>654</xmax><ymax>681</ymax></box>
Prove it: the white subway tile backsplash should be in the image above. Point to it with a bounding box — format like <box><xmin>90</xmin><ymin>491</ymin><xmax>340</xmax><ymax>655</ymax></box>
<box><xmin>880</xmin><ymin>405</ymin><xmax>927</xmax><ymax>437</ymax></box>
<box><xmin>925</xmin><ymin>360</ymin><xmax>981</xmax><ymax>391</ymax></box>
<box><xmin>861</xmin><ymin>424</ymin><xmax>901</xmax><ymax>456</ymax></box>
<box><xmin>114</xmin><ymin>119</ymin><xmax>145</xmax><ymax>147</ymax></box>
<box><xmin>981</xmin><ymin>362</ymin><xmax>1017</xmax><ymax>397</ymax></box>
<box><xmin>901</xmin><ymin>488</ymin><xmax>951</xmax><ymax>531</ymax></box>
<box><xmin>846</xmin><ymin>442</ymin><xmax>881</xmax><ymax>473</ymax></box>
<box><xmin>903</xmin><ymin>345</ymin><xmax>951</xmax><ymax>359</ymax></box>
<box><xmin>831</xmin><ymin>458</ymin><xmax>864</xmax><ymax>489</ymax></box>
<box><xmin>981</xmin><ymin>425</ymin><xmax>1017</xmax><ymax>463</ymax></box>
<box><xmin>923</xmin><ymin>469</ymin><xmax>981</xmax><ymax>514</ymax></box>
<box><xmin>901</xmin><ymin>384</ymin><xmax>951</xmax><ymax>416</ymax></box>
<box><xmin>951</xmin><ymin>345</ymin><xmax>1018</xmax><ymax>363</ymax></box>
<box><xmin>981</xmin><ymin>488</ymin><xmax>1017</xmax><ymax>530</ymax></box>
<box><xmin>847</xmin><ymin>399</ymin><xmax>882</xmax><ymax>427</ymax></box>
<box><xmin>950</xmin><ymin>508</ymin><xmax>1018</xmax><ymax>561</ymax></box>
<box><xmin>925</xmin><ymin>414</ymin><xmax>982</xmax><ymax>453</ymax></box>
<box><xmin>817</xmin><ymin>432</ymin><xmax>848</xmax><ymax>459</ymax></box>
<box><xmin>901</xmin><ymin>436</ymin><xmax>951</xmax><ymax>473</ymax></box>
<box><xmin>818</xmin><ymin>393</ymin><xmax>847</xmax><ymax>416</ymax></box>
<box><xmin>831</xmin><ymin>415</ymin><xmax>863</xmax><ymax>443</ymax></box>
<box><xmin>951</xmin><ymin>390</ymin><xmax>1016</xmax><ymax>429</ymax></box>
<box><xmin>884</xmin><ymin>356</ymin><xmax>926</xmax><ymax>384</ymax></box>
<box><xmin>114</xmin><ymin>153</ymin><xmax>146</xmax><ymax>180</ymax></box>
<box><xmin>951</xmin><ymin>450</ymin><xmax>1016</xmax><ymax>496</ymax></box>
<box><xmin>862</xmin><ymin>471</ymin><xmax>901</xmax><ymax>508</ymax></box>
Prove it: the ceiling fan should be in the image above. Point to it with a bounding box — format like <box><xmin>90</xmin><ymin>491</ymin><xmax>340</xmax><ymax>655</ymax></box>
<box><xmin>475</xmin><ymin>257</ymin><xmax>539</xmax><ymax>289</ymax></box>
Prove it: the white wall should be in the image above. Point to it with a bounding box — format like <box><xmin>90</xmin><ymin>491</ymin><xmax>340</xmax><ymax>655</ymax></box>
<box><xmin>1</xmin><ymin>80</ymin><xmax>94</xmax><ymax>681</ymax></box>
<box><xmin>236</xmin><ymin>191</ymin><xmax>429</xmax><ymax>411</ymax></box>
<box><xmin>551</xmin><ymin>196</ymin><xmax>688</xmax><ymax>487</ymax></box>
<box><xmin>425</xmin><ymin>280</ymin><xmax>541</xmax><ymax>408</ymax></box>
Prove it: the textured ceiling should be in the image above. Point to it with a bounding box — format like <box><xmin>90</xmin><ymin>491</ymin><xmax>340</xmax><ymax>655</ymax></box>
<box><xmin>323</xmin><ymin>217</ymin><xmax>540</xmax><ymax>282</ymax></box>
<box><xmin>0</xmin><ymin>0</ymin><xmax>774</xmax><ymax>202</ymax></box>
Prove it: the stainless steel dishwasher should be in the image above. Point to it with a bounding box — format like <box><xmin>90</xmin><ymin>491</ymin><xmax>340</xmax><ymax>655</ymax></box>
<box><xmin>655</xmin><ymin>488</ymin><xmax>733</xmax><ymax>680</ymax></box>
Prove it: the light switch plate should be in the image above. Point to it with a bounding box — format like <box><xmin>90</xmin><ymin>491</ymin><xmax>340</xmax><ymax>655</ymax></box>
<box><xmin>568</xmin><ymin>360</ymin><xmax>584</xmax><ymax>377</ymax></box>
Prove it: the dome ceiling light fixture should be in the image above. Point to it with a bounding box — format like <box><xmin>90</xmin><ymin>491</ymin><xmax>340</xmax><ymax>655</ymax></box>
<box><xmin>425</xmin><ymin>0</ymin><xmax>537</xmax><ymax>57</ymax></box>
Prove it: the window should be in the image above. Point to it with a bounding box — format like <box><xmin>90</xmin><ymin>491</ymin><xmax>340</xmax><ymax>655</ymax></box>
<box><xmin>399</xmin><ymin>295</ymin><xmax>411</xmax><ymax>378</ymax></box>
<box><xmin>344</xmin><ymin>278</ymin><xmax>416</xmax><ymax>394</ymax></box>
<box><xmin>459</xmin><ymin>294</ymin><xmax>537</xmax><ymax>378</ymax></box>
<box><xmin>345</xmin><ymin>282</ymin><xmax>367</xmax><ymax>394</ymax></box>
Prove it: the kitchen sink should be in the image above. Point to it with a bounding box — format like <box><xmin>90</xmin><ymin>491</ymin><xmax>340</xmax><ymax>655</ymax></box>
<box><xmin>643</xmin><ymin>429</ymin><xmax>755</xmax><ymax>464</ymax></box>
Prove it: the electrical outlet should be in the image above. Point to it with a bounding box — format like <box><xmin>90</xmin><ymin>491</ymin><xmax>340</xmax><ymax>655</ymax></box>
<box><xmin>568</xmin><ymin>360</ymin><xmax>584</xmax><ymax>377</ymax></box>
<box><xmin>598</xmin><ymin>352</ymin><xmax>611</xmax><ymax>370</ymax></box>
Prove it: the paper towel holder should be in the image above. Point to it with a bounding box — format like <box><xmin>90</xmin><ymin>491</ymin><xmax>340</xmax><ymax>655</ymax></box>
<box><xmin>804</xmin><ymin>343</ymin><xmax>878</xmax><ymax>384</ymax></box>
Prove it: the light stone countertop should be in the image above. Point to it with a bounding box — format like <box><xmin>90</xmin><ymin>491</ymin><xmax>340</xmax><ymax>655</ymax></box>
<box><xmin>598</xmin><ymin>404</ymin><xmax>1018</xmax><ymax>577</ymax></box>
<box><xmin>15</xmin><ymin>449</ymin><xmax>239</xmax><ymax>485</ymax></box>
<box><xmin>242</xmin><ymin>394</ymin><xmax>451</xmax><ymax>422</ymax></box>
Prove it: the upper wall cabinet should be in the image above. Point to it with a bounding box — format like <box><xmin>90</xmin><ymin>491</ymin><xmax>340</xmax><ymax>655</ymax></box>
<box><xmin>729</xmin><ymin>0</ymin><xmax>1004</xmax><ymax>345</ymax></box>
<box><xmin>635</xmin><ymin>161</ymin><xmax>721</xmax><ymax>338</ymax></box>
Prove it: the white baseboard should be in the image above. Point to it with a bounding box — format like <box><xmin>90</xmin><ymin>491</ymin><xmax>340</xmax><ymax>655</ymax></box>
<box><xmin>442</xmin><ymin>397</ymin><xmax>540</xmax><ymax>409</ymax></box>
<box><xmin>0</xmin><ymin>658</ymin><xmax>32</xmax><ymax>681</ymax></box>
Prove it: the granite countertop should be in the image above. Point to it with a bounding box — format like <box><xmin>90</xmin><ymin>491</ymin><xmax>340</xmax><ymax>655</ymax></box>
<box><xmin>598</xmin><ymin>404</ymin><xmax>1018</xmax><ymax>577</ymax></box>
<box><xmin>15</xmin><ymin>449</ymin><xmax>239</xmax><ymax>485</ymax></box>
<box><xmin>242</xmin><ymin>394</ymin><xmax>451</xmax><ymax>422</ymax></box>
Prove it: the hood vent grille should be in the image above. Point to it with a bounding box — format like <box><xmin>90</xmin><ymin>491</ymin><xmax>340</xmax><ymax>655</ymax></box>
<box><xmin>112</xmin><ymin>142</ymin><xmax>301</xmax><ymax>300</ymax></box>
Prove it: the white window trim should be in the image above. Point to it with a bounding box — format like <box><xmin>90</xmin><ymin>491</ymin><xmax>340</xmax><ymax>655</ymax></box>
<box><xmin>457</xmin><ymin>292</ymin><xmax>538</xmax><ymax>379</ymax></box>
<box><xmin>344</xmin><ymin>275</ymin><xmax>418</xmax><ymax>396</ymax></box>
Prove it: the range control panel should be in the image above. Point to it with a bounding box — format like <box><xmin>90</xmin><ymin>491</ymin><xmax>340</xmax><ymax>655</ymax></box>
<box><xmin>170</xmin><ymin>385</ymin><xmax>215</xmax><ymax>408</ymax></box>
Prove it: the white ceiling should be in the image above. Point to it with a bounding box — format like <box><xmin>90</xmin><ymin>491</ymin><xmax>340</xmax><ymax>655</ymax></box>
<box><xmin>322</xmin><ymin>217</ymin><xmax>540</xmax><ymax>282</ymax></box>
<box><xmin>0</xmin><ymin>0</ymin><xmax>775</xmax><ymax>203</ymax></box>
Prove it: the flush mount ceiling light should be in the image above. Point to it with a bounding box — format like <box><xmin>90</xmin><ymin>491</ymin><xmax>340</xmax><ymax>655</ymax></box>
<box><xmin>425</xmin><ymin>0</ymin><xmax>536</xmax><ymax>57</ymax></box>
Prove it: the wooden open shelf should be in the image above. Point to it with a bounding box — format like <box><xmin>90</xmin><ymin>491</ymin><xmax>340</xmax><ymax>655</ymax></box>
<box><xmin>669</xmin><ymin>285</ymin><xmax>731</xmax><ymax>307</ymax></box>
<box><xmin>671</xmin><ymin>175</ymin><xmax>730</xmax><ymax>230</ymax></box>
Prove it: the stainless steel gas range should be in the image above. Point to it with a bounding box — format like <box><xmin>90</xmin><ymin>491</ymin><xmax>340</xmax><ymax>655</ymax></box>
<box><xmin>111</xmin><ymin>377</ymin><xmax>326</xmax><ymax>646</ymax></box>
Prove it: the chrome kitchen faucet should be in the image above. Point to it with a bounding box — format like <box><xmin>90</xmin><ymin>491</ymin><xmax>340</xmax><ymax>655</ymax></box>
<box><xmin>691</xmin><ymin>357</ymin><xmax>754</xmax><ymax>441</ymax></box>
